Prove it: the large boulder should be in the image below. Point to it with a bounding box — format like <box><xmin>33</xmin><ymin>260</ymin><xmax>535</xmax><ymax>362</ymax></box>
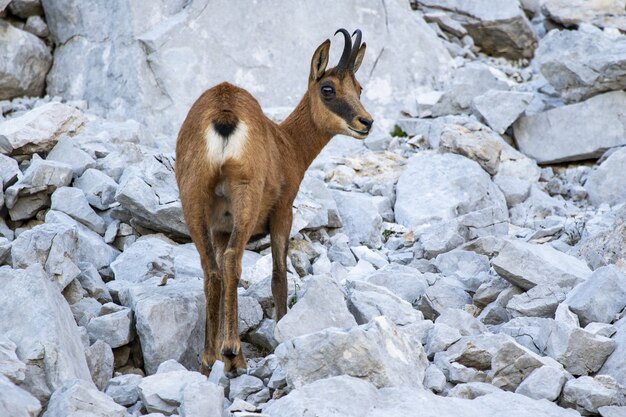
<box><xmin>0</xmin><ymin>102</ymin><xmax>84</xmax><ymax>157</ymax></box>
<box><xmin>275</xmin><ymin>316</ymin><xmax>428</xmax><ymax>389</ymax></box>
<box><xmin>0</xmin><ymin>375</ymin><xmax>41</xmax><ymax>417</ymax></box>
<box><xmin>0</xmin><ymin>266</ymin><xmax>93</xmax><ymax>403</ymax></box>
<box><xmin>492</xmin><ymin>240</ymin><xmax>591</xmax><ymax>291</ymax></box>
<box><xmin>542</xmin><ymin>0</ymin><xmax>626</xmax><ymax>29</ymax></box>
<box><xmin>514</xmin><ymin>91</ymin><xmax>626</xmax><ymax>164</ymax></box>
<box><xmin>416</xmin><ymin>0</ymin><xmax>537</xmax><ymax>59</ymax></box>
<box><xmin>42</xmin><ymin>0</ymin><xmax>451</xmax><ymax>140</ymax></box>
<box><xmin>536</xmin><ymin>28</ymin><xmax>626</xmax><ymax>103</ymax></box>
<box><xmin>585</xmin><ymin>147</ymin><xmax>626</xmax><ymax>207</ymax></box>
<box><xmin>395</xmin><ymin>152</ymin><xmax>508</xmax><ymax>245</ymax></box>
<box><xmin>0</xmin><ymin>22</ymin><xmax>52</xmax><ymax>101</ymax></box>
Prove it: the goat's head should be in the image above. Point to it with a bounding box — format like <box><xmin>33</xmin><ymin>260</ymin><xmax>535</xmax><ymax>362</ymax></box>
<box><xmin>308</xmin><ymin>29</ymin><xmax>374</xmax><ymax>139</ymax></box>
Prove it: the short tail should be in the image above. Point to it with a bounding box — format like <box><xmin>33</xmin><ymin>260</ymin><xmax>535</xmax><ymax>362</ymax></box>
<box><xmin>213</xmin><ymin>109</ymin><xmax>239</xmax><ymax>137</ymax></box>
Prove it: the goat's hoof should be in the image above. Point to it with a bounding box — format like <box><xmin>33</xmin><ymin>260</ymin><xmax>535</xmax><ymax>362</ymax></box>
<box><xmin>221</xmin><ymin>339</ymin><xmax>241</xmax><ymax>358</ymax></box>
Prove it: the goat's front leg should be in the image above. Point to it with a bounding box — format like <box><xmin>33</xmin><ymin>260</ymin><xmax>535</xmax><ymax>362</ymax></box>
<box><xmin>221</xmin><ymin>180</ymin><xmax>258</xmax><ymax>372</ymax></box>
<box><xmin>270</xmin><ymin>202</ymin><xmax>292</xmax><ymax>321</ymax></box>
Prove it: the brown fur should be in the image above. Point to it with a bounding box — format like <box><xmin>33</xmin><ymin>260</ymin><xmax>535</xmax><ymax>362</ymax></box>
<box><xmin>175</xmin><ymin>32</ymin><xmax>372</xmax><ymax>373</ymax></box>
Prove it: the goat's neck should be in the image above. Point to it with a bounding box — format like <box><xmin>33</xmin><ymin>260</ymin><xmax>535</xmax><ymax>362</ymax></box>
<box><xmin>280</xmin><ymin>92</ymin><xmax>333</xmax><ymax>177</ymax></box>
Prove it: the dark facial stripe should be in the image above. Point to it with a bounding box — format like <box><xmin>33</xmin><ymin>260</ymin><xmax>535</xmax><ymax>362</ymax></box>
<box><xmin>323</xmin><ymin>97</ymin><xmax>356</xmax><ymax>124</ymax></box>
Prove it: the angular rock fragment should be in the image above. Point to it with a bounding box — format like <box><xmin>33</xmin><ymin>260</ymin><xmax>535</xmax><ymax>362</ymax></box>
<box><xmin>346</xmin><ymin>280</ymin><xmax>422</xmax><ymax>326</ymax></box>
<box><xmin>585</xmin><ymin>147</ymin><xmax>626</xmax><ymax>207</ymax></box>
<box><xmin>472</xmin><ymin>90</ymin><xmax>533</xmax><ymax>134</ymax></box>
<box><xmin>43</xmin><ymin>379</ymin><xmax>125</xmax><ymax>417</ymax></box>
<box><xmin>514</xmin><ymin>91</ymin><xmax>626</xmax><ymax>164</ymax></box>
<box><xmin>137</xmin><ymin>368</ymin><xmax>207</xmax><ymax>415</ymax></box>
<box><xmin>51</xmin><ymin>187</ymin><xmax>106</xmax><ymax>234</ymax></box>
<box><xmin>331</xmin><ymin>190</ymin><xmax>383</xmax><ymax>248</ymax></box>
<box><xmin>492</xmin><ymin>240</ymin><xmax>591</xmax><ymax>291</ymax></box>
<box><xmin>276</xmin><ymin>316</ymin><xmax>428</xmax><ymax>389</ymax></box>
<box><xmin>0</xmin><ymin>374</ymin><xmax>41</xmax><ymax>417</ymax></box>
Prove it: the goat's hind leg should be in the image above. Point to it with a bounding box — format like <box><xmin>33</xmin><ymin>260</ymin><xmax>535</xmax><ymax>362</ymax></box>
<box><xmin>220</xmin><ymin>180</ymin><xmax>259</xmax><ymax>373</ymax></box>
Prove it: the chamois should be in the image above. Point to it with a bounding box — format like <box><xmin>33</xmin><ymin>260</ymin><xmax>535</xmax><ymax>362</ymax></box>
<box><xmin>175</xmin><ymin>29</ymin><xmax>373</xmax><ymax>373</ymax></box>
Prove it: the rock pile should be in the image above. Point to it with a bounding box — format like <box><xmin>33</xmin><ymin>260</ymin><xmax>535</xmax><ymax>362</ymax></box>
<box><xmin>1</xmin><ymin>0</ymin><xmax>626</xmax><ymax>416</ymax></box>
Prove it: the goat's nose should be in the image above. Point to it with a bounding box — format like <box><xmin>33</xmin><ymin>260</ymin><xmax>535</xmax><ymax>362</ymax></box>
<box><xmin>359</xmin><ymin>117</ymin><xmax>373</xmax><ymax>130</ymax></box>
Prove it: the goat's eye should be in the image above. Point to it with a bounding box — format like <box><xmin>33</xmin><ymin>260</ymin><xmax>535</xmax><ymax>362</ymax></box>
<box><xmin>321</xmin><ymin>85</ymin><xmax>335</xmax><ymax>98</ymax></box>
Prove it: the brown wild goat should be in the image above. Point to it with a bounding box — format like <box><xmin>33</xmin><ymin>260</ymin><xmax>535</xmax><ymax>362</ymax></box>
<box><xmin>175</xmin><ymin>29</ymin><xmax>373</xmax><ymax>373</ymax></box>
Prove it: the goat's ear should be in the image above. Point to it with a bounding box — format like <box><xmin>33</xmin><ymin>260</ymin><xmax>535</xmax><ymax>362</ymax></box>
<box><xmin>352</xmin><ymin>43</ymin><xmax>366</xmax><ymax>74</ymax></box>
<box><xmin>310</xmin><ymin>39</ymin><xmax>331</xmax><ymax>82</ymax></box>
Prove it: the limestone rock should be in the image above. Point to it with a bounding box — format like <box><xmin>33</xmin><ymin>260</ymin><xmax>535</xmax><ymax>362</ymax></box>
<box><xmin>515</xmin><ymin>365</ymin><xmax>568</xmax><ymax>401</ymax></box>
<box><xmin>43</xmin><ymin>0</ymin><xmax>451</xmax><ymax>139</ymax></box>
<box><xmin>85</xmin><ymin>339</ymin><xmax>114</xmax><ymax>391</ymax></box>
<box><xmin>536</xmin><ymin>28</ymin><xmax>626</xmax><ymax>103</ymax></box>
<box><xmin>74</xmin><ymin>168</ymin><xmax>118</xmax><ymax>210</ymax></box>
<box><xmin>438</xmin><ymin>124</ymin><xmax>502</xmax><ymax>175</ymax></box>
<box><xmin>599</xmin><ymin>317</ymin><xmax>626</xmax><ymax>386</ymax></box>
<box><xmin>51</xmin><ymin>187</ymin><xmax>106</xmax><ymax>234</ymax></box>
<box><xmin>46</xmin><ymin>136</ymin><xmax>95</xmax><ymax>177</ymax></box>
<box><xmin>416</xmin><ymin>0</ymin><xmax>538</xmax><ymax>59</ymax></box>
<box><xmin>276</xmin><ymin>316</ymin><xmax>428</xmax><ymax>389</ymax></box>
<box><xmin>87</xmin><ymin>305</ymin><xmax>134</xmax><ymax>348</ymax></box>
<box><xmin>492</xmin><ymin>240</ymin><xmax>591</xmax><ymax>291</ymax></box>
<box><xmin>472</xmin><ymin>90</ymin><xmax>533</xmax><ymax>134</ymax></box>
<box><xmin>561</xmin><ymin>375</ymin><xmax>625</xmax><ymax>415</ymax></box>
<box><xmin>0</xmin><ymin>374</ymin><xmax>41</xmax><ymax>417</ymax></box>
<box><xmin>331</xmin><ymin>190</ymin><xmax>383</xmax><ymax>248</ymax></box>
<box><xmin>274</xmin><ymin>275</ymin><xmax>356</xmax><ymax>343</ymax></box>
<box><xmin>514</xmin><ymin>91</ymin><xmax>626</xmax><ymax>164</ymax></box>
<box><xmin>0</xmin><ymin>266</ymin><xmax>92</xmax><ymax>403</ymax></box>
<box><xmin>0</xmin><ymin>23</ymin><xmax>51</xmax><ymax>102</ymax></box>
<box><xmin>542</xmin><ymin>0</ymin><xmax>626</xmax><ymax>28</ymax></box>
<box><xmin>43</xmin><ymin>379</ymin><xmax>125</xmax><ymax>417</ymax></box>
<box><xmin>346</xmin><ymin>280</ymin><xmax>422</xmax><ymax>326</ymax></box>
<box><xmin>363</xmin><ymin>264</ymin><xmax>429</xmax><ymax>306</ymax></box>
<box><xmin>137</xmin><ymin>369</ymin><xmax>207</xmax><ymax>415</ymax></box>
<box><xmin>179</xmin><ymin>380</ymin><xmax>223</xmax><ymax>417</ymax></box>
<box><xmin>105</xmin><ymin>374</ymin><xmax>143</xmax><ymax>406</ymax></box>
<box><xmin>586</xmin><ymin>147</ymin><xmax>626</xmax><ymax>207</ymax></box>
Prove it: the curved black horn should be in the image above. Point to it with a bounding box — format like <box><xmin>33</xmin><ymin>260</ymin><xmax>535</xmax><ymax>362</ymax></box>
<box><xmin>348</xmin><ymin>29</ymin><xmax>362</xmax><ymax>71</ymax></box>
<box><xmin>334</xmin><ymin>28</ymin><xmax>352</xmax><ymax>71</ymax></box>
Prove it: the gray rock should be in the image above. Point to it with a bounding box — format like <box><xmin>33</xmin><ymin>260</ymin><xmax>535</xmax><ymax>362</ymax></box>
<box><xmin>85</xmin><ymin>339</ymin><xmax>114</xmax><ymax>391</ymax></box>
<box><xmin>426</xmin><ymin>323</ymin><xmax>462</xmax><ymax>359</ymax></box>
<box><xmin>0</xmin><ymin>153</ymin><xmax>20</xmax><ymax>189</ymax></box>
<box><xmin>74</xmin><ymin>168</ymin><xmax>118</xmax><ymax>210</ymax></box>
<box><xmin>395</xmin><ymin>152</ymin><xmax>508</xmax><ymax>236</ymax></box>
<box><xmin>24</xmin><ymin>15</ymin><xmax>49</xmax><ymax>38</ymax></box>
<box><xmin>400</xmin><ymin>319</ymin><xmax>435</xmax><ymax>347</ymax></box>
<box><xmin>417</xmin><ymin>0</ymin><xmax>537</xmax><ymax>59</ymax></box>
<box><xmin>179</xmin><ymin>380</ymin><xmax>223</xmax><ymax>417</ymax></box>
<box><xmin>434</xmin><ymin>249</ymin><xmax>490</xmax><ymax>292</ymax></box>
<box><xmin>0</xmin><ymin>374</ymin><xmax>41</xmax><ymax>417</ymax></box>
<box><xmin>577</xmin><ymin>206</ymin><xmax>626</xmax><ymax>268</ymax></box>
<box><xmin>536</xmin><ymin>28</ymin><xmax>626</xmax><ymax>103</ymax></box>
<box><xmin>363</xmin><ymin>264</ymin><xmax>428</xmax><ymax>306</ymax></box>
<box><xmin>11</xmin><ymin>223</ymin><xmax>81</xmax><ymax>290</ymax></box>
<box><xmin>137</xmin><ymin>369</ymin><xmax>206</xmax><ymax>415</ymax></box>
<box><xmin>105</xmin><ymin>374</ymin><xmax>143</xmax><ymax>406</ymax></box>
<box><xmin>8</xmin><ymin>0</ymin><xmax>43</xmax><ymax>18</ymax></box>
<box><xmin>435</xmin><ymin>308</ymin><xmax>486</xmax><ymax>337</ymax></box>
<box><xmin>494</xmin><ymin>175</ymin><xmax>531</xmax><ymax>207</ymax></box>
<box><xmin>248</xmin><ymin>319</ymin><xmax>278</xmax><ymax>352</ymax></box>
<box><xmin>514</xmin><ymin>91</ymin><xmax>626</xmax><ymax>164</ymax></box>
<box><xmin>419</xmin><ymin>277</ymin><xmax>472</xmax><ymax>320</ymax></box>
<box><xmin>87</xmin><ymin>306</ymin><xmax>134</xmax><ymax>348</ymax></box>
<box><xmin>46</xmin><ymin>136</ymin><xmax>95</xmax><ymax>177</ymax></box>
<box><xmin>346</xmin><ymin>280</ymin><xmax>422</xmax><ymax>326</ymax></box>
<box><xmin>438</xmin><ymin>124</ymin><xmax>502</xmax><ymax>175</ymax></box>
<box><xmin>599</xmin><ymin>316</ymin><xmax>626</xmax><ymax>386</ymax></box>
<box><xmin>118</xmin><ymin>277</ymin><xmax>205</xmax><ymax>374</ymax></box>
<box><xmin>43</xmin><ymin>379</ymin><xmax>125</xmax><ymax>417</ymax></box>
<box><xmin>472</xmin><ymin>90</ymin><xmax>533</xmax><ymax>134</ymax></box>
<box><xmin>599</xmin><ymin>406</ymin><xmax>626</xmax><ymax>417</ymax></box>
<box><xmin>0</xmin><ymin>23</ymin><xmax>51</xmax><ymax>102</ymax></box>
<box><xmin>43</xmin><ymin>0</ymin><xmax>450</xmax><ymax>139</ymax></box>
<box><xmin>51</xmin><ymin>187</ymin><xmax>106</xmax><ymax>234</ymax></box>
<box><xmin>561</xmin><ymin>375</ymin><xmax>625</xmax><ymax>415</ymax></box>
<box><xmin>44</xmin><ymin>210</ymin><xmax>120</xmax><ymax>271</ymax></box>
<box><xmin>586</xmin><ymin>147</ymin><xmax>626</xmax><ymax>207</ymax></box>
<box><xmin>566</xmin><ymin>266</ymin><xmax>626</xmax><ymax>327</ymax></box>
<box><xmin>265</xmin><ymin>375</ymin><xmax>581</xmax><ymax>417</ymax></box>
<box><xmin>274</xmin><ymin>275</ymin><xmax>356</xmax><ymax>343</ymax></box>
<box><xmin>542</xmin><ymin>0</ymin><xmax>626</xmax><ymax>28</ymax></box>
<box><xmin>276</xmin><ymin>316</ymin><xmax>428</xmax><ymax>389</ymax></box>
<box><xmin>76</xmin><ymin>263</ymin><xmax>112</xmax><ymax>303</ymax></box>
<box><xmin>515</xmin><ymin>365</ymin><xmax>568</xmax><ymax>401</ymax></box>
<box><xmin>0</xmin><ymin>337</ymin><xmax>26</xmax><ymax>384</ymax></box>
<box><xmin>264</xmin><ymin>375</ymin><xmax>378</xmax><ymax>417</ymax></box>
<box><xmin>449</xmin><ymin>382</ymin><xmax>504</xmax><ymax>399</ymax></box>
<box><xmin>507</xmin><ymin>284</ymin><xmax>567</xmax><ymax>318</ymax></box>
<box><xmin>546</xmin><ymin>325</ymin><xmax>615</xmax><ymax>376</ymax></box>
<box><xmin>115</xmin><ymin>153</ymin><xmax>189</xmax><ymax>238</ymax></box>
<box><xmin>291</xmin><ymin>175</ymin><xmax>341</xmax><ymax>235</ymax></box>
<box><xmin>424</xmin><ymin>364</ymin><xmax>447</xmax><ymax>393</ymax></box>
<box><xmin>331</xmin><ymin>190</ymin><xmax>383</xmax><ymax>248</ymax></box>
<box><xmin>228</xmin><ymin>374</ymin><xmax>263</xmax><ymax>401</ymax></box>
<box><xmin>237</xmin><ymin>295</ymin><xmax>263</xmax><ymax>336</ymax></box>
<box><xmin>350</xmin><ymin>246</ymin><xmax>388</xmax><ymax>269</ymax></box>
<box><xmin>4</xmin><ymin>155</ymin><xmax>72</xmax><ymax>212</ymax></box>
<box><xmin>492</xmin><ymin>240</ymin><xmax>591</xmax><ymax>291</ymax></box>
<box><xmin>328</xmin><ymin>233</ymin><xmax>357</xmax><ymax>266</ymax></box>
<box><xmin>110</xmin><ymin>235</ymin><xmax>176</xmax><ymax>283</ymax></box>
<box><xmin>498</xmin><ymin>317</ymin><xmax>558</xmax><ymax>355</ymax></box>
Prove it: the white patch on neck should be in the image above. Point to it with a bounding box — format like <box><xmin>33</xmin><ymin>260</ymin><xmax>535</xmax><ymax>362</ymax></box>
<box><xmin>204</xmin><ymin>122</ymin><xmax>248</xmax><ymax>167</ymax></box>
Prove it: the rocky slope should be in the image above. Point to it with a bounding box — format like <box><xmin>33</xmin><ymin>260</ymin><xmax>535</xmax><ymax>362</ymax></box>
<box><xmin>1</xmin><ymin>0</ymin><xmax>626</xmax><ymax>416</ymax></box>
